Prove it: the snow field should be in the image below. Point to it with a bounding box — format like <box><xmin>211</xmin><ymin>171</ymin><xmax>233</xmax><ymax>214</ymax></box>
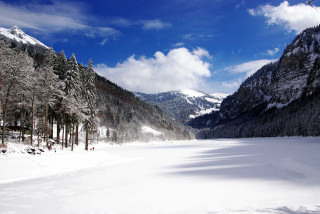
<box><xmin>0</xmin><ymin>137</ymin><xmax>320</xmax><ymax>213</ymax></box>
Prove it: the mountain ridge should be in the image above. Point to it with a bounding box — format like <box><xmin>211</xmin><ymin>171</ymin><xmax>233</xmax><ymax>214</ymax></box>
<box><xmin>198</xmin><ymin>25</ymin><xmax>320</xmax><ymax>137</ymax></box>
<box><xmin>0</xmin><ymin>26</ymin><xmax>48</xmax><ymax>48</ymax></box>
<box><xmin>135</xmin><ymin>89</ymin><xmax>228</xmax><ymax>124</ymax></box>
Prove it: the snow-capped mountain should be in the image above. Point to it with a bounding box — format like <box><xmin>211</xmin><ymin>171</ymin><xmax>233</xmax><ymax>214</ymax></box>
<box><xmin>0</xmin><ymin>26</ymin><xmax>48</xmax><ymax>48</ymax></box>
<box><xmin>135</xmin><ymin>89</ymin><xmax>228</xmax><ymax>124</ymax></box>
<box><xmin>219</xmin><ymin>25</ymin><xmax>320</xmax><ymax>121</ymax></box>
<box><xmin>197</xmin><ymin>25</ymin><xmax>320</xmax><ymax>137</ymax></box>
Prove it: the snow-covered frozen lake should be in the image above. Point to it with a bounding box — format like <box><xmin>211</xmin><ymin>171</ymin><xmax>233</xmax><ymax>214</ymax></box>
<box><xmin>1</xmin><ymin>137</ymin><xmax>320</xmax><ymax>213</ymax></box>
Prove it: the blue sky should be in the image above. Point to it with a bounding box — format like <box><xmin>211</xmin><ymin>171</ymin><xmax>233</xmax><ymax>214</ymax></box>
<box><xmin>1</xmin><ymin>0</ymin><xmax>320</xmax><ymax>93</ymax></box>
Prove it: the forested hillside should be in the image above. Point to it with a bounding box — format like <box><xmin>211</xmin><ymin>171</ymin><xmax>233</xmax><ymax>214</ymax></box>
<box><xmin>0</xmin><ymin>28</ymin><xmax>194</xmax><ymax>148</ymax></box>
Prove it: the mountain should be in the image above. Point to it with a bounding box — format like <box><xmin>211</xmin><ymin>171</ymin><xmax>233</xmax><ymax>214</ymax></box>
<box><xmin>135</xmin><ymin>89</ymin><xmax>228</xmax><ymax>124</ymax></box>
<box><xmin>95</xmin><ymin>76</ymin><xmax>195</xmax><ymax>142</ymax></box>
<box><xmin>0</xmin><ymin>26</ymin><xmax>194</xmax><ymax>143</ymax></box>
<box><xmin>0</xmin><ymin>26</ymin><xmax>48</xmax><ymax>48</ymax></box>
<box><xmin>199</xmin><ymin>25</ymin><xmax>320</xmax><ymax>138</ymax></box>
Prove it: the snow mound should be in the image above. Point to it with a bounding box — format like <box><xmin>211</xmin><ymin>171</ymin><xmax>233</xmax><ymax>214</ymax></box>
<box><xmin>0</xmin><ymin>26</ymin><xmax>48</xmax><ymax>48</ymax></box>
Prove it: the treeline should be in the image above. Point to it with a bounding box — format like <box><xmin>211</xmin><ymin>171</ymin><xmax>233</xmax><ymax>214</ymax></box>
<box><xmin>197</xmin><ymin>88</ymin><xmax>320</xmax><ymax>138</ymax></box>
<box><xmin>0</xmin><ymin>39</ymin><xmax>97</xmax><ymax>150</ymax></box>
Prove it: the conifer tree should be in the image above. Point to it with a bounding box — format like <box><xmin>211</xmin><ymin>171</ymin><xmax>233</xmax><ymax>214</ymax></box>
<box><xmin>83</xmin><ymin>59</ymin><xmax>97</xmax><ymax>150</ymax></box>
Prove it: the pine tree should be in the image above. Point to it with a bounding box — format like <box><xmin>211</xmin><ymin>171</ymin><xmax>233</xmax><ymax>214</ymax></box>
<box><xmin>63</xmin><ymin>53</ymin><xmax>84</xmax><ymax>149</ymax></box>
<box><xmin>54</xmin><ymin>50</ymin><xmax>68</xmax><ymax>80</ymax></box>
<box><xmin>83</xmin><ymin>59</ymin><xmax>97</xmax><ymax>150</ymax></box>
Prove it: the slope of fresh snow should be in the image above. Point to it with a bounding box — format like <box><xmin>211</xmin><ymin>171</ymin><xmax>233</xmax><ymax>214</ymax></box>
<box><xmin>180</xmin><ymin>89</ymin><xmax>205</xmax><ymax>97</ymax></box>
<box><xmin>210</xmin><ymin>92</ymin><xmax>229</xmax><ymax>99</ymax></box>
<box><xmin>0</xmin><ymin>137</ymin><xmax>320</xmax><ymax>213</ymax></box>
<box><xmin>189</xmin><ymin>107</ymin><xmax>219</xmax><ymax>119</ymax></box>
<box><xmin>0</xmin><ymin>26</ymin><xmax>48</xmax><ymax>48</ymax></box>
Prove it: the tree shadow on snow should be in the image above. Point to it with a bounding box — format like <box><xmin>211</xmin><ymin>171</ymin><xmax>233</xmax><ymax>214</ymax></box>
<box><xmin>165</xmin><ymin>140</ymin><xmax>320</xmax><ymax>185</ymax></box>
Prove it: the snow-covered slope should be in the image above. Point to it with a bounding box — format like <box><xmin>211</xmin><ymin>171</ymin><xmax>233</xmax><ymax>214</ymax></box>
<box><xmin>0</xmin><ymin>26</ymin><xmax>48</xmax><ymax>48</ymax></box>
<box><xmin>135</xmin><ymin>89</ymin><xmax>228</xmax><ymax>124</ymax></box>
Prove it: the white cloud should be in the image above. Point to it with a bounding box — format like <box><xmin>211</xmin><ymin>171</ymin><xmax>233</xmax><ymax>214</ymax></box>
<box><xmin>249</xmin><ymin>1</ymin><xmax>320</xmax><ymax>33</ymax></box>
<box><xmin>109</xmin><ymin>17</ymin><xmax>172</xmax><ymax>31</ymax></box>
<box><xmin>0</xmin><ymin>1</ymin><xmax>121</xmax><ymax>43</ymax></box>
<box><xmin>266</xmin><ymin>48</ymin><xmax>279</xmax><ymax>56</ymax></box>
<box><xmin>141</xmin><ymin>19</ymin><xmax>171</xmax><ymax>30</ymax></box>
<box><xmin>173</xmin><ymin>42</ymin><xmax>184</xmax><ymax>47</ymax></box>
<box><xmin>94</xmin><ymin>47</ymin><xmax>212</xmax><ymax>93</ymax></box>
<box><xmin>86</xmin><ymin>27</ymin><xmax>120</xmax><ymax>45</ymax></box>
<box><xmin>222</xmin><ymin>79</ymin><xmax>243</xmax><ymax>89</ymax></box>
<box><xmin>0</xmin><ymin>1</ymin><xmax>88</xmax><ymax>32</ymax></box>
<box><xmin>224</xmin><ymin>59</ymin><xmax>277</xmax><ymax>77</ymax></box>
<box><xmin>182</xmin><ymin>33</ymin><xmax>213</xmax><ymax>41</ymax></box>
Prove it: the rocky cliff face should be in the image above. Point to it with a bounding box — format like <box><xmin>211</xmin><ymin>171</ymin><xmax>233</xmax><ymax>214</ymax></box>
<box><xmin>219</xmin><ymin>25</ymin><xmax>320</xmax><ymax>121</ymax></box>
<box><xmin>269</xmin><ymin>27</ymin><xmax>320</xmax><ymax>108</ymax></box>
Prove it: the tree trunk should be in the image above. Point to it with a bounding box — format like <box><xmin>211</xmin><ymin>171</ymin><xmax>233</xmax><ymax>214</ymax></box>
<box><xmin>30</xmin><ymin>93</ymin><xmax>34</xmax><ymax>146</ymax></box>
<box><xmin>69</xmin><ymin>122</ymin><xmax>72</xmax><ymax>146</ymax></box>
<box><xmin>45</xmin><ymin>94</ymin><xmax>49</xmax><ymax>148</ymax></box>
<box><xmin>85</xmin><ymin>125</ymin><xmax>89</xmax><ymax>151</ymax></box>
<box><xmin>56</xmin><ymin>121</ymin><xmax>60</xmax><ymax>145</ymax></box>
<box><xmin>75</xmin><ymin>124</ymin><xmax>79</xmax><ymax>146</ymax></box>
<box><xmin>37</xmin><ymin>131</ymin><xmax>40</xmax><ymax>147</ymax></box>
<box><xmin>21</xmin><ymin>110</ymin><xmax>25</xmax><ymax>142</ymax></box>
<box><xmin>71</xmin><ymin>123</ymin><xmax>74</xmax><ymax>151</ymax></box>
<box><xmin>19</xmin><ymin>120</ymin><xmax>22</xmax><ymax>144</ymax></box>
<box><xmin>65</xmin><ymin>117</ymin><xmax>68</xmax><ymax>148</ymax></box>
<box><xmin>50</xmin><ymin>115</ymin><xmax>53</xmax><ymax>139</ymax></box>
<box><xmin>62</xmin><ymin>124</ymin><xmax>64</xmax><ymax>149</ymax></box>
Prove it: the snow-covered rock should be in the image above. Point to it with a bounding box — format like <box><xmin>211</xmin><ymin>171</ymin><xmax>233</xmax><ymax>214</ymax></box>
<box><xmin>0</xmin><ymin>26</ymin><xmax>48</xmax><ymax>48</ymax></box>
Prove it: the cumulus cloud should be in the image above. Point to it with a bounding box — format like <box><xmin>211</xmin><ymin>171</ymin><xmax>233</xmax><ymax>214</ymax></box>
<box><xmin>94</xmin><ymin>47</ymin><xmax>212</xmax><ymax>93</ymax></box>
<box><xmin>224</xmin><ymin>59</ymin><xmax>277</xmax><ymax>77</ymax></box>
<box><xmin>249</xmin><ymin>1</ymin><xmax>320</xmax><ymax>33</ymax></box>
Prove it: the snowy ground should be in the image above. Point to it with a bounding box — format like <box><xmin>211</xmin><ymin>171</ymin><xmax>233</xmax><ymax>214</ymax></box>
<box><xmin>1</xmin><ymin>137</ymin><xmax>320</xmax><ymax>214</ymax></box>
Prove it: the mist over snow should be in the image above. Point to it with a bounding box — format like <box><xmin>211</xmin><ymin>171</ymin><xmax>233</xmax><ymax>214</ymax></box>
<box><xmin>94</xmin><ymin>47</ymin><xmax>212</xmax><ymax>93</ymax></box>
